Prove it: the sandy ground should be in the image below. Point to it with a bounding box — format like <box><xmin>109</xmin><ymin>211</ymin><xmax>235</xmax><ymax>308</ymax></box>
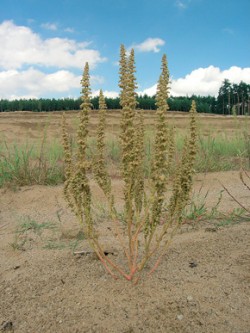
<box><xmin>0</xmin><ymin>171</ymin><xmax>250</xmax><ymax>333</ymax></box>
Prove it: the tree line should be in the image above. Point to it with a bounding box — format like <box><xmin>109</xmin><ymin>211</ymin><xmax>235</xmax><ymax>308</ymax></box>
<box><xmin>217</xmin><ymin>79</ymin><xmax>250</xmax><ymax>115</ymax></box>
<box><xmin>0</xmin><ymin>95</ymin><xmax>217</xmax><ymax>113</ymax></box>
<box><xmin>0</xmin><ymin>80</ymin><xmax>249</xmax><ymax>114</ymax></box>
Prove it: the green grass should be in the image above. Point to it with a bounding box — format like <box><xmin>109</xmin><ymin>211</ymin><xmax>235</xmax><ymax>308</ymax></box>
<box><xmin>10</xmin><ymin>216</ymin><xmax>58</xmax><ymax>251</ymax></box>
<box><xmin>0</xmin><ymin>140</ymin><xmax>64</xmax><ymax>187</ymax></box>
<box><xmin>180</xmin><ymin>188</ymin><xmax>223</xmax><ymax>224</ymax></box>
<box><xmin>216</xmin><ymin>208</ymin><xmax>249</xmax><ymax>227</ymax></box>
<box><xmin>181</xmin><ymin>188</ymin><xmax>250</xmax><ymax>229</ymax></box>
<box><xmin>101</xmin><ymin>131</ymin><xmax>249</xmax><ymax>173</ymax></box>
<box><xmin>195</xmin><ymin>133</ymin><xmax>248</xmax><ymax>172</ymax></box>
<box><xmin>10</xmin><ymin>215</ymin><xmax>85</xmax><ymax>252</ymax></box>
<box><xmin>1</xmin><ymin>127</ymin><xmax>249</xmax><ymax>188</ymax></box>
<box><xmin>16</xmin><ymin>217</ymin><xmax>57</xmax><ymax>235</ymax></box>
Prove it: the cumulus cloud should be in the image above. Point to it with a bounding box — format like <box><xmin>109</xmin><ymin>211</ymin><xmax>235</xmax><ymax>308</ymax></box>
<box><xmin>139</xmin><ymin>66</ymin><xmax>250</xmax><ymax>97</ymax></box>
<box><xmin>0</xmin><ymin>68</ymin><xmax>80</xmax><ymax>99</ymax></box>
<box><xmin>0</xmin><ymin>68</ymin><xmax>105</xmax><ymax>99</ymax></box>
<box><xmin>138</xmin><ymin>85</ymin><xmax>157</xmax><ymax>96</ymax></box>
<box><xmin>131</xmin><ymin>38</ymin><xmax>165</xmax><ymax>53</ymax></box>
<box><xmin>0</xmin><ymin>20</ymin><xmax>106</xmax><ymax>70</ymax></box>
<box><xmin>171</xmin><ymin>66</ymin><xmax>250</xmax><ymax>96</ymax></box>
<box><xmin>93</xmin><ymin>90</ymin><xmax>119</xmax><ymax>98</ymax></box>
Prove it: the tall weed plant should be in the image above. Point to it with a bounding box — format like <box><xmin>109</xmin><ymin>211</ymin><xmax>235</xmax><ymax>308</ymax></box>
<box><xmin>62</xmin><ymin>46</ymin><xmax>197</xmax><ymax>283</ymax></box>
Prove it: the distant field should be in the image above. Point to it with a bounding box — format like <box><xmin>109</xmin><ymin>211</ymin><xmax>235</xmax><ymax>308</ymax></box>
<box><xmin>0</xmin><ymin>110</ymin><xmax>250</xmax><ymax>188</ymax></box>
<box><xmin>1</xmin><ymin>110</ymin><xmax>249</xmax><ymax>144</ymax></box>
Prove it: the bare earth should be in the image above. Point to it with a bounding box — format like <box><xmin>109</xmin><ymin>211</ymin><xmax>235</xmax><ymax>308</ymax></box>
<box><xmin>0</xmin><ymin>171</ymin><xmax>250</xmax><ymax>333</ymax></box>
<box><xmin>1</xmin><ymin>111</ymin><xmax>250</xmax><ymax>332</ymax></box>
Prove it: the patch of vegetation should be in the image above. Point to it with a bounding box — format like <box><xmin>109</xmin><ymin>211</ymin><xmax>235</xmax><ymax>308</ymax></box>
<box><xmin>10</xmin><ymin>216</ymin><xmax>57</xmax><ymax>251</ymax></box>
<box><xmin>0</xmin><ymin>135</ymin><xmax>64</xmax><ymax>188</ymax></box>
<box><xmin>10</xmin><ymin>215</ymin><xmax>85</xmax><ymax>252</ymax></box>
<box><xmin>1</xmin><ymin>120</ymin><xmax>249</xmax><ymax>189</ymax></box>
<box><xmin>216</xmin><ymin>208</ymin><xmax>249</xmax><ymax>227</ymax></box>
<box><xmin>182</xmin><ymin>190</ymin><xmax>223</xmax><ymax>225</ymax></box>
<box><xmin>62</xmin><ymin>46</ymin><xmax>197</xmax><ymax>283</ymax></box>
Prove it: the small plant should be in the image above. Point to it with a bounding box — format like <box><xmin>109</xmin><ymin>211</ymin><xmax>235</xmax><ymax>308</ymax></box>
<box><xmin>182</xmin><ymin>187</ymin><xmax>223</xmax><ymax>225</ymax></box>
<box><xmin>221</xmin><ymin>169</ymin><xmax>250</xmax><ymax>219</ymax></box>
<box><xmin>10</xmin><ymin>215</ymin><xmax>84</xmax><ymax>251</ymax></box>
<box><xmin>62</xmin><ymin>46</ymin><xmax>197</xmax><ymax>283</ymax></box>
<box><xmin>10</xmin><ymin>216</ymin><xmax>57</xmax><ymax>251</ymax></box>
<box><xmin>217</xmin><ymin>207</ymin><xmax>247</xmax><ymax>227</ymax></box>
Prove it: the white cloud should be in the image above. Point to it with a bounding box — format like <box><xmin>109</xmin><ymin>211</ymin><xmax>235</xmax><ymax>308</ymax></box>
<box><xmin>0</xmin><ymin>20</ymin><xmax>106</xmax><ymax>70</ymax></box>
<box><xmin>139</xmin><ymin>66</ymin><xmax>250</xmax><ymax>97</ymax></box>
<box><xmin>131</xmin><ymin>38</ymin><xmax>165</xmax><ymax>53</ymax></box>
<box><xmin>92</xmin><ymin>90</ymin><xmax>119</xmax><ymax>98</ymax></box>
<box><xmin>42</xmin><ymin>22</ymin><xmax>76</xmax><ymax>34</ymax></box>
<box><xmin>0</xmin><ymin>68</ymin><xmax>81</xmax><ymax>99</ymax></box>
<box><xmin>41</xmin><ymin>22</ymin><xmax>58</xmax><ymax>31</ymax></box>
<box><xmin>222</xmin><ymin>66</ymin><xmax>250</xmax><ymax>83</ymax></box>
<box><xmin>138</xmin><ymin>85</ymin><xmax>157</xmax><ymax>96</ymax></box>
<box><xmin>90</xmin><ymin>75</ymin><xmax>105</xmax><ymax>85</ymax></box>
<box><xmin>0</xmin><ymin>67</ymin><xmax>105</xmax><ymax>99</ymax></box>
<box><xmin>171</xmin><ymin>66</ymin><xmax>250</xmax><ymax>96</ymax></box>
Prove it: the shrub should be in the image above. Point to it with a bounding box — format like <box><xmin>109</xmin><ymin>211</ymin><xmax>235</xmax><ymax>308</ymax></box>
<box><xmin>62</xmin><ymin>46</ymin><xmax>197</xmax><ymax>283</ymax></box>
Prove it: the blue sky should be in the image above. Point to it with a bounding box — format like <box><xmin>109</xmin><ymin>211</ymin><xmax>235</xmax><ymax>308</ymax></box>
<box><xmin>0</xmin><ymin>0</ymin><xmax>249</xmax><ymax>99</ymax></box>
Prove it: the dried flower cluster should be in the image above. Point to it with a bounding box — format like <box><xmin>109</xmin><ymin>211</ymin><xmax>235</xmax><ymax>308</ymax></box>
<box><xmin>62</xmin><ymin>46</ymin><xmax>197</xmax><ymax>283</ymax></box>
<box><xmin>62</xmin><ymin>63</ymin><xmax>93</xmax><ymax>238</ymax></box>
